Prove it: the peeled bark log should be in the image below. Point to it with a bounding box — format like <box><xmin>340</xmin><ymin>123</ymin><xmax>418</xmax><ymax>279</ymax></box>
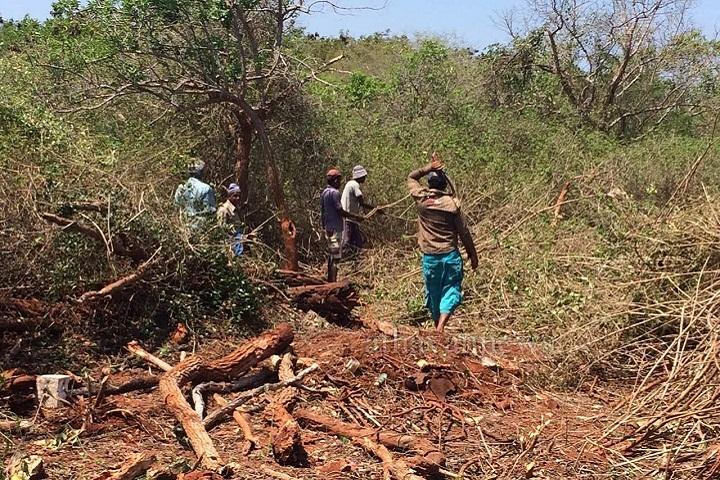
<box><xmin>295</xmin><ymin>409</ymin><xmax>445</xmax><ymax>474</ymax></box>
<box><xmin>159</xmin><ymin>323</ymin><xmax>294</xmax><ymax>470</ymax></box>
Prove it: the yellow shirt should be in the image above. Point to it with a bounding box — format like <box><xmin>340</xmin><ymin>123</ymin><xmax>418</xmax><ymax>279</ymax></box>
<box><xmin>216</xmin><ymin>200</ymin><xmax>243</xmax><ymax>233</ymax></box>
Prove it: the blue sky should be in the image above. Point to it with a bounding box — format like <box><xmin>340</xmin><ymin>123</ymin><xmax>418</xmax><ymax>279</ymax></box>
<box><xmin>2</xmin><ymin>0</ymin><xmax>720</xmax><ymax>49</ymax></box>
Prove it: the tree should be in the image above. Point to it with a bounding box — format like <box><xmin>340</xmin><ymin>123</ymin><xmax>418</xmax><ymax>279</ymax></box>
<box><xmin>39</xmin><ymin>0</ymin><xmax>344</xmax><ymax>271</ymax></box>
<box><xmin>502</xmin><ymin>0</ymin><xmax>718</xmax><ymax>136</ymax></box>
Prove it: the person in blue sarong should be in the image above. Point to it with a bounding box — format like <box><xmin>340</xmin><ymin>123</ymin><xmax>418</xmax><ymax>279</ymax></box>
<box><xmin>407</xmin><ymin>153</ymin><xmax>479</xmax><ymax>332</ymax></box>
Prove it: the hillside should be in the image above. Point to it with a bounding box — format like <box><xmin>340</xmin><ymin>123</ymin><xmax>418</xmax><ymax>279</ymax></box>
<box><xmin>3</xmin><ymin>1</ymin><xmax>720</xmax><ymax>479</ymax></box>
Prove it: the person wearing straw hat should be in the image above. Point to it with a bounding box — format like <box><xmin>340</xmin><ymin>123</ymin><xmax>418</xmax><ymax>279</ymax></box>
<box><xmin>174</xmin><ymin>159</ymin><xmax>217</xmax><ymax>228</ymax></box>
<box><xmin>321</xmin><ymin>167</ymin><xmax>364</xmax><ymax>281</ymax></box>
<box><xmin>217</xmin><ymin>183</ymin><xmax>245</xmax><ymax>257</ymax></box>
<box><xmin>407</xmin><ymin>153</ymin><xmax>478</xmax><ymax>332</ymax></box>
<box><xmin>341</xmin><ymin>165</ymin><xmax>377</xmax><ymax>251</ymax></box>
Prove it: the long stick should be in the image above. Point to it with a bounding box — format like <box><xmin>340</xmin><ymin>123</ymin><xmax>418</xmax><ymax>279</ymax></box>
<box><xmin>213</xmin><ymin>393</ymin><xmax>259</xmax><ymax>451</ymax></box>
<box><xmin>203</xmin><ymin>364</ymin><xmax>318</xmax><ymax>431</ymax></box>
<box><xmin>126</xmin><ymin>341</ymin><xmax>173</xmax><ymax>372</ymax></box>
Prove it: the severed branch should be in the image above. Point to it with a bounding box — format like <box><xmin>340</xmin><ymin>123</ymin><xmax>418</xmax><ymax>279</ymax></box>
<box><xmin>191</xmin><ymin>368</ymin><xmax>274</xmax><ymax>419</ymax></box>
<box><xmin>160</xmin><ymin>323</ymin><xmax>294</xmax><ymax>470</ymax></box>
<box><xmin>355</xmin><ymin>437</ymin><xmax>424</xmax><ymax>480</ymax></box>
<box><xmin>267</xmin><ymin>353</ymin><xmax>306</xmax><ymax>465</ymax></box>
<box><xmin>213</xmin><ymin>393</ymin><xmax>259</xmax><ymax>454</ymax></box>
<box><xmin>40</xmin><ymin>212</ymin><xmax>146</xmax><ymax>261</ymax></box>
<box><xmin>203</xmin><ymin>363</ymin><xmax>318</xmax><ymax>431</ymax></box>
<box><xmin>126</xmin><ymin>341</ymin><xmax>173</xmax><ymax>372</ymax></box>
<box><xmin>295</xmin><ymin>408</ymin><xmax>445</xmax><ymax>475</ymax></box>
<box><xmin>78</xmin><ymin>248</ymin><xmax>160</xmax><ymax>303</ymax></box>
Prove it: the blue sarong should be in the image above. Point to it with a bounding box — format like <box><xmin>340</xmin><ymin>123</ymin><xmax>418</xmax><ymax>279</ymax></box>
<box><xmin>422</xmin><ymin>249</ymin><xmax>464</xmax><ymax>321</ymax></box>
<box><xmin>231</xmin><ymin>232</ymin><xmax>244</xmax><ymax>257</ymax></box>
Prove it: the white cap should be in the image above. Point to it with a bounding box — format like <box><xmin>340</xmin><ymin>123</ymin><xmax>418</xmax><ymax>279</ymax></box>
<box><xmin>352</xmin><ymin>165</ymin><xmax>368</xmax><ymax>180</ymax></box>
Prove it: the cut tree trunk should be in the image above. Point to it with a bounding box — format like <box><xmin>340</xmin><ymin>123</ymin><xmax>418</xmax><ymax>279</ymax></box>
<box><xmin>295</xmin><ymin>409</ymin><xmax>445</xmax><ymax>475</ymax></box>
<box><xmin>289</xmin><ymin>280</ymin><xmax>359</xmax><ymax>322</ymax></box>
<box><xmin>235</xmin><ymin>97</ymin><xmax>298</xmax><ymax>271</ymax></box>
<box><xmin>267</xmin><ymin>354</ymin><xmax>306</xmax><ymax>466</ymax></box>
<box><xmin>159</xmin><ymin>323</ymin><xmax>294</xmax><ymax>470</ymax></box>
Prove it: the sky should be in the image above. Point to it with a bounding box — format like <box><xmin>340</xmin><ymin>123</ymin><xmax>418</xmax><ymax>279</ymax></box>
<box><xmin>2</xmin><ymin>0</ymin><xmax>720</xmax><ymax>50</ymax></box>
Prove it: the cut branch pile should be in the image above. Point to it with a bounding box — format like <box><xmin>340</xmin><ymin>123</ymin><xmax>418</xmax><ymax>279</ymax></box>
<box><xmin>158</xmin><ymin>323</ymin><xmax>294</xmax><ymax>470</ymax></box>
<box><xmin>288</xmin><ymin>280</ymin><xmax>359</xmax><ymax>323</ymax></box>
<box><xmin>592</xmin><ymin>203</ymin><xmax>720</xmax><ymax>477</ymax></box>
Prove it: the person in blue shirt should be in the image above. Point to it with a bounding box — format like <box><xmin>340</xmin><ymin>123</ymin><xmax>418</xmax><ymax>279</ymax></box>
<box><xmin>174</xmin><ymin>160</ymin><xmax>217</xmax><ymax>227</ymax></box>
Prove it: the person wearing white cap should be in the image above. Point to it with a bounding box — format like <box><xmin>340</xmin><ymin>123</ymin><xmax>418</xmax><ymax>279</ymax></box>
<box><xmin>217</xmin><ymin>182</ymin><xmax>246</xmax><ymax>257</ymax></box>
<box><xmin>174</xmin><ymin>159</ymin><xmax>217</xmax><ymax>227</ymax></box>
<box><xmin>341</xmin><ymin>165</ymin><xmax>376</xmax><ymax>251</ymax></box>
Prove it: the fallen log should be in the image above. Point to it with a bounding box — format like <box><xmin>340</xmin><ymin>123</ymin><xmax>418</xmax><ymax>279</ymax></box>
<box><xmin>213</xmin><ymin>394</ymin><xmax>258</xmax><ymax>454</ymax></box>
<box><xmin>295</xmin><ymin>409</ymin><xmax>445</xmax><ymax>474</ymax></box>
<box><xmin>126</xmin><ymin>341</ymin><xmax>173</xmax><ymax>372</ymax></box>
<box><xmin>73</xmin><ymin>373</ymin><xmax>160</xmax><ymax>397</ymax></box>
<box><xmin>355</xmin><ymin>436</ymin><xmax>424</xmax><ymax>480</ymax></box>
<box><xmin>191</xmin><ymin>368</ymin><xmax>274</xmax><ymax>419</ymax></box>
<box><xmin>159</xmin><ymin>323</ymin><xmax>294</xmax><ymax>471</ymax></box>
<box><xmin>289</xmin><ymin>280</ymin><xmax>359</xmax><ymax>322</ymax></box>
<box><xmin>268</xmin><ymin>354</ymin><xmax>306</xmax><ymax>466</ymax></box>
<box><xmin>203</xmin><ymin>363</ymin><xmax>318</xmax><ymax>431</ymax></box>
<box><xmin>93</xmin><ymin>452</ymin><xmax>156</xmax><ymax>480</ymax></box>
